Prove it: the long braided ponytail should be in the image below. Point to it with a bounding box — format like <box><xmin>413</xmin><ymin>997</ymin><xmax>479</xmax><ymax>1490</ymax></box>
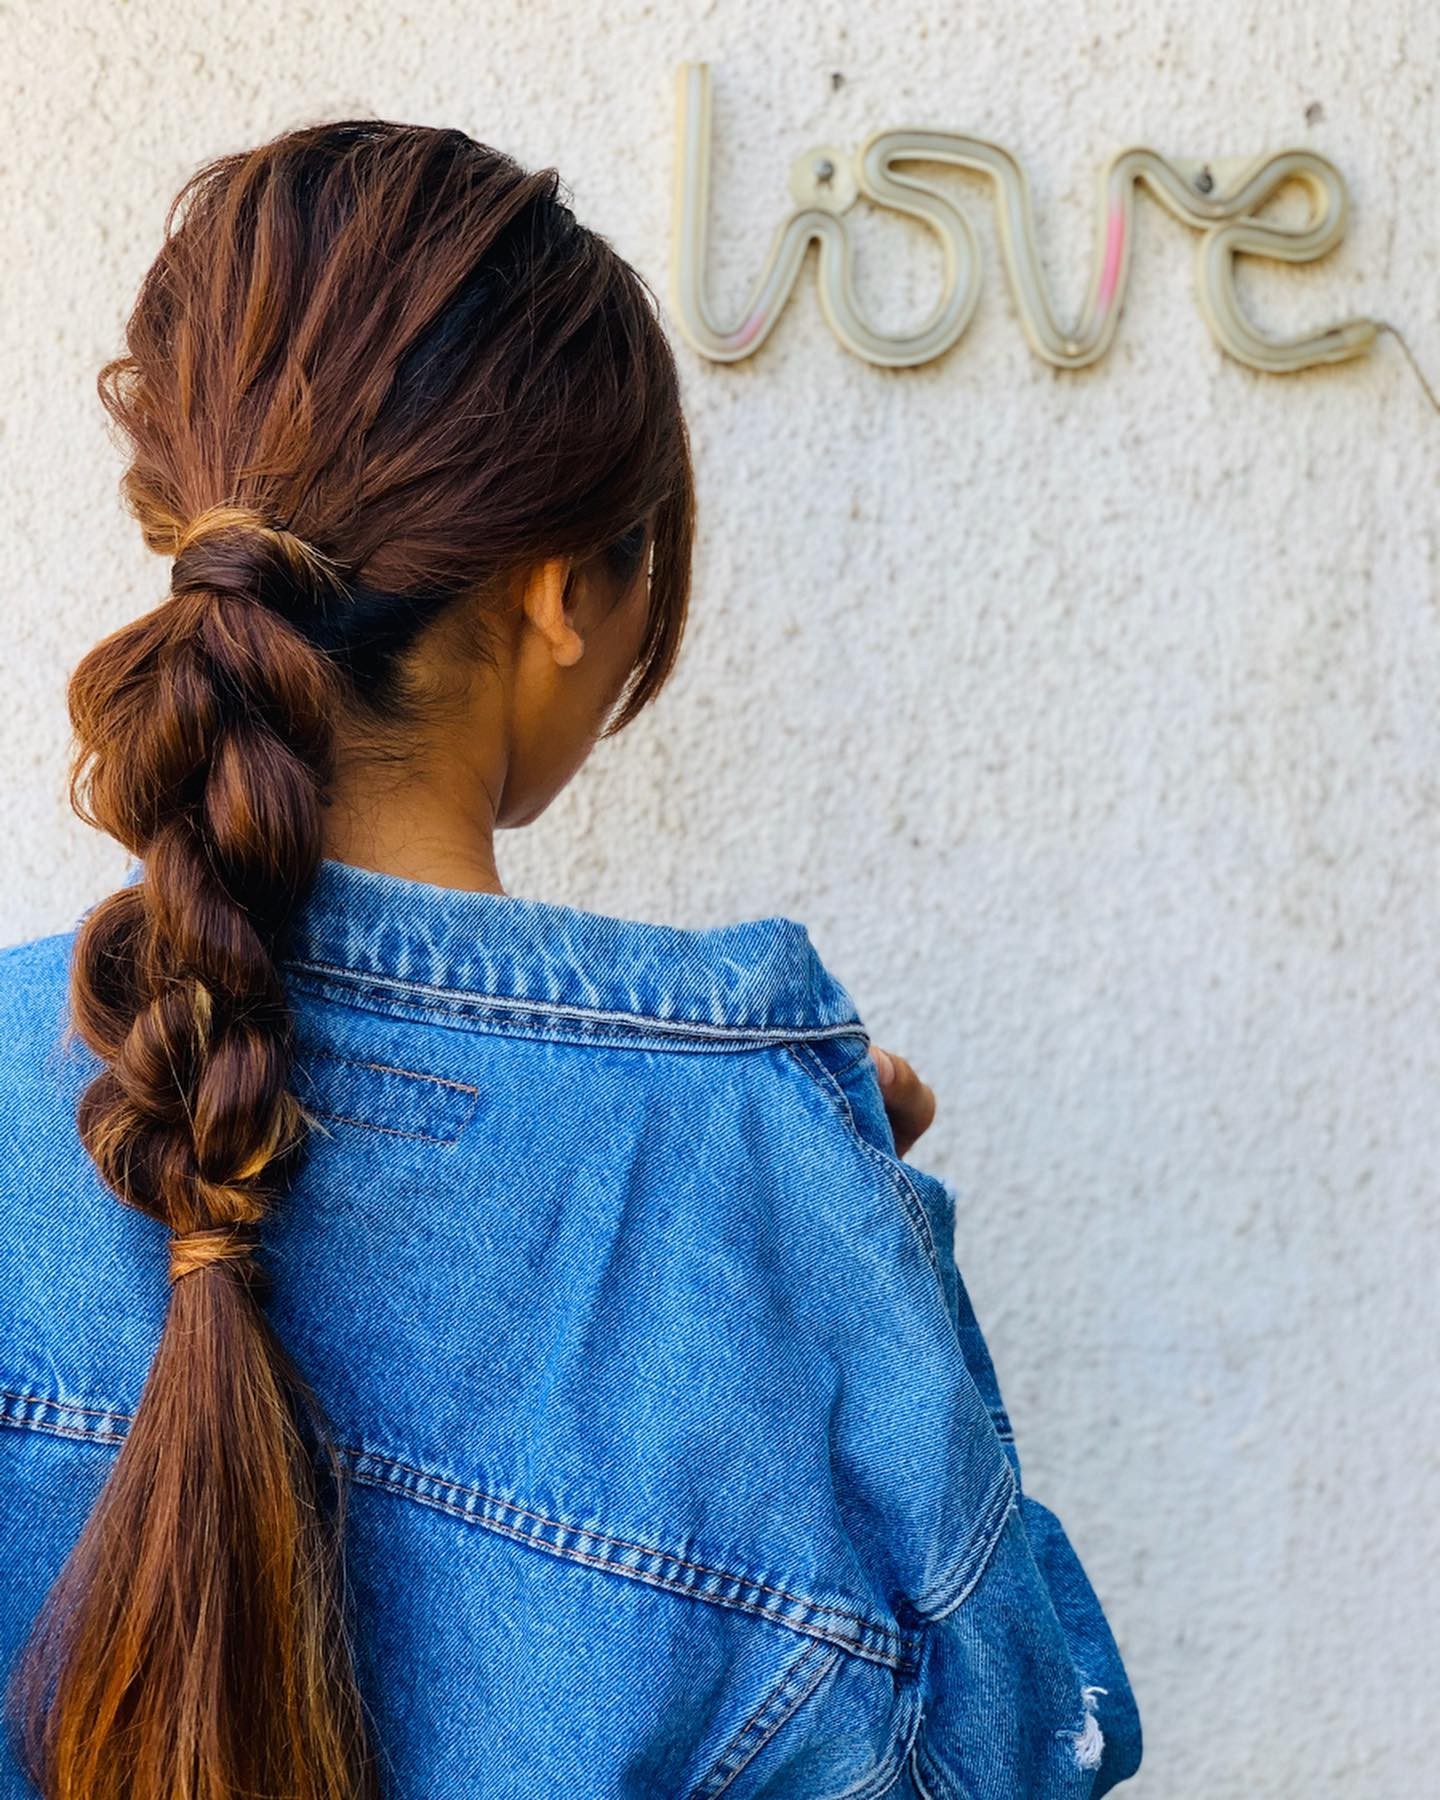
<box><xmin>16</xmin><ymin>507</ymin><xmax>372</xmax><ymax>1798</ymax></box>
<box><xmin>8</xmin><ymin>118</ymin><xmax>693</xmax><ymax>1799</ymax></box>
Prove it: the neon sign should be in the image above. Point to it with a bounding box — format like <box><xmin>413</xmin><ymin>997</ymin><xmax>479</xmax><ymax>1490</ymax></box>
<box><xmin>670</xmin><ymin>60</ymin><xmax>1379</xmax><ymax>376</ymax></box>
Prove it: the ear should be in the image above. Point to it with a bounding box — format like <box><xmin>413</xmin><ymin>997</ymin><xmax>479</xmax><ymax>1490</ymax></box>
<box><xmin>520</xmin><ymin>555</ymin><xmax>585</xmax><ymax>668</ymax></box>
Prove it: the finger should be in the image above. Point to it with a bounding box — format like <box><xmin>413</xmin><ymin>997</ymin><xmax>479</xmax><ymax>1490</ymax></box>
<box><xmin>870</xmin><ymin>1045</ymin><xmax>937</xmax><ymax>1154</ymax></box>
<box><xmin>872</xmin><ymin>1045</ymin><xmax>927</xmax><ymax>1107</ymax></box>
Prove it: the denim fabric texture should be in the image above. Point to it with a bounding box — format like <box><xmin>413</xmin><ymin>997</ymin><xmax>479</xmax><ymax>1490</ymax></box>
<box><xmin>0</xmin><ymin>857</ymin><xmax>1142</xmax><ymax>1798</ymax></box>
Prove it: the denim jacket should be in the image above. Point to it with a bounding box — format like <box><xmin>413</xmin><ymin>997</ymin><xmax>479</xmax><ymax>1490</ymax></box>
<box><xmin>0</xmin><ymin>857</ymin><xmax>1142</xmax><ymax>1798</ymax></box>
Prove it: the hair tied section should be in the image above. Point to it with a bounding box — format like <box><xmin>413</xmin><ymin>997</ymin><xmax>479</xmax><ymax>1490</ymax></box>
<box><xmin>168</xmin><ymin>1222</ymin><xmax>262</xmax><ymax>1283</ymax></box>
<box><xmin>169</xmin><ymin>502</ymin><xmax>353</xmax><ymax>616</ymax></box>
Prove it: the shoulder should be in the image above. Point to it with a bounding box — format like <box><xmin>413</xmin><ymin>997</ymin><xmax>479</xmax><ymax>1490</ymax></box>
<box><xmin>763</xmin><ymin>1026</ymin><xmax>962</xmax><ymax>1318</ymax></box>
<box><xmin>713</xmin><ymin>1029</ymin><xmax>1020</xmax><ymax>1615</ymax></box>
<box><xmin>0</xmin><ymin>926</ymin><xmax>76</xmax><ymax>1023</ymax></box>
<box><xmin>0</xmin><ymin>926</ymin><xmax>89</xmax><ymax>1095</ymax></box>
<box><xmin>589</xmin><ymin>901</ymin><xmax>866</xmax><ymax>1041</ymax></box>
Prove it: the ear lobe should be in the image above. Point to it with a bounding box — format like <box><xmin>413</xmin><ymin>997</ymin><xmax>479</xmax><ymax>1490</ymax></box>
<box><xmin>522</xmin><ymin>556</ymin><xmax>585</xmax><ymax>667</ymax></box>
<box><xmin>552</xmin><ymin>627</ymin><xmax>584</xmax><ymax>668</ymax></box>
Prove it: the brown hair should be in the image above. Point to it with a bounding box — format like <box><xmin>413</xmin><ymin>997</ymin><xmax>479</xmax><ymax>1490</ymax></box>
<box><xmin>7</xmin><ymin>120</ymin><xmax>694</xmax><ymax>1799</ymax></box>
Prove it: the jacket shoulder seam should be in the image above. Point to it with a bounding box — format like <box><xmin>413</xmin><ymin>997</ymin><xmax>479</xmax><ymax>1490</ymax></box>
<box><xmin>776</xmin><ymin>1050</ymin><xmax>1024</xmax><ymax>1633</ymax></box>
<box><xmin>784</xmin><ymin>1041</ymin><xmax>942</xmax><ymax>1276</ymax></box>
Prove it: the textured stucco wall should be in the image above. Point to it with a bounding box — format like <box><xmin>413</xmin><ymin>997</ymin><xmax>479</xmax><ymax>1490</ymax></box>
<box><xmin>4</xmin><ymin>3</ymin><xmax>1437</xmax><ymax>1794</ymax></box>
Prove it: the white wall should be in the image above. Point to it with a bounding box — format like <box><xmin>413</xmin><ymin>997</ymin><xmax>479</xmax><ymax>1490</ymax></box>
<box><xmin>4</xmin><ymin>4</ymin><xmax>1436</xmax><ymax>1793</ymax></box>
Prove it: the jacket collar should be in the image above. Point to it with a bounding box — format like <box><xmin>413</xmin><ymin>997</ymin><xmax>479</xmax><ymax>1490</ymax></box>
<box><xmin>124</xmin><ymin>854</ymin><xmax>861</xmax><ymax>1040</ymax></box>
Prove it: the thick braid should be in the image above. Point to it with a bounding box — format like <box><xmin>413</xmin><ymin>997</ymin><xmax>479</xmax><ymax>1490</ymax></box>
<box><xmin>73</xmin><ymin>528</ymin><xmax>340</xmax><ymax>1227</ymax></box>
<box><xmin>14</xmin><ymin>512</ymin><xmax>377</xmax><ymax>1799</ymax></box>
<box><xmin>70</xmin><ymin>512</ymin><xmax>343</xmax><ymax>1264</ymax></box>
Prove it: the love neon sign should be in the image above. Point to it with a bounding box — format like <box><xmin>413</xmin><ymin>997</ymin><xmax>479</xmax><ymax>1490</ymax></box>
<box><xmin>670</xmin><ymin>60</ymin><xmax>1380</xmax><ymax>376</ymax></box>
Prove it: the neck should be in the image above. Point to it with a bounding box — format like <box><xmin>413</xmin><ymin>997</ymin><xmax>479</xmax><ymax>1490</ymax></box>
<box><xmin>319</xmin><ymin>763</ymin><xmax>508</xmax><ymax>897</ymax></box>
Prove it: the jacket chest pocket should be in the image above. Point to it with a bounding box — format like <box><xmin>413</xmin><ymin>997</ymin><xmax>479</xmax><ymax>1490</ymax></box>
<box><xmin>291</xmin><ymin>1047</ymin><xmax>479</xmax><ymax>1145</ymax></box>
